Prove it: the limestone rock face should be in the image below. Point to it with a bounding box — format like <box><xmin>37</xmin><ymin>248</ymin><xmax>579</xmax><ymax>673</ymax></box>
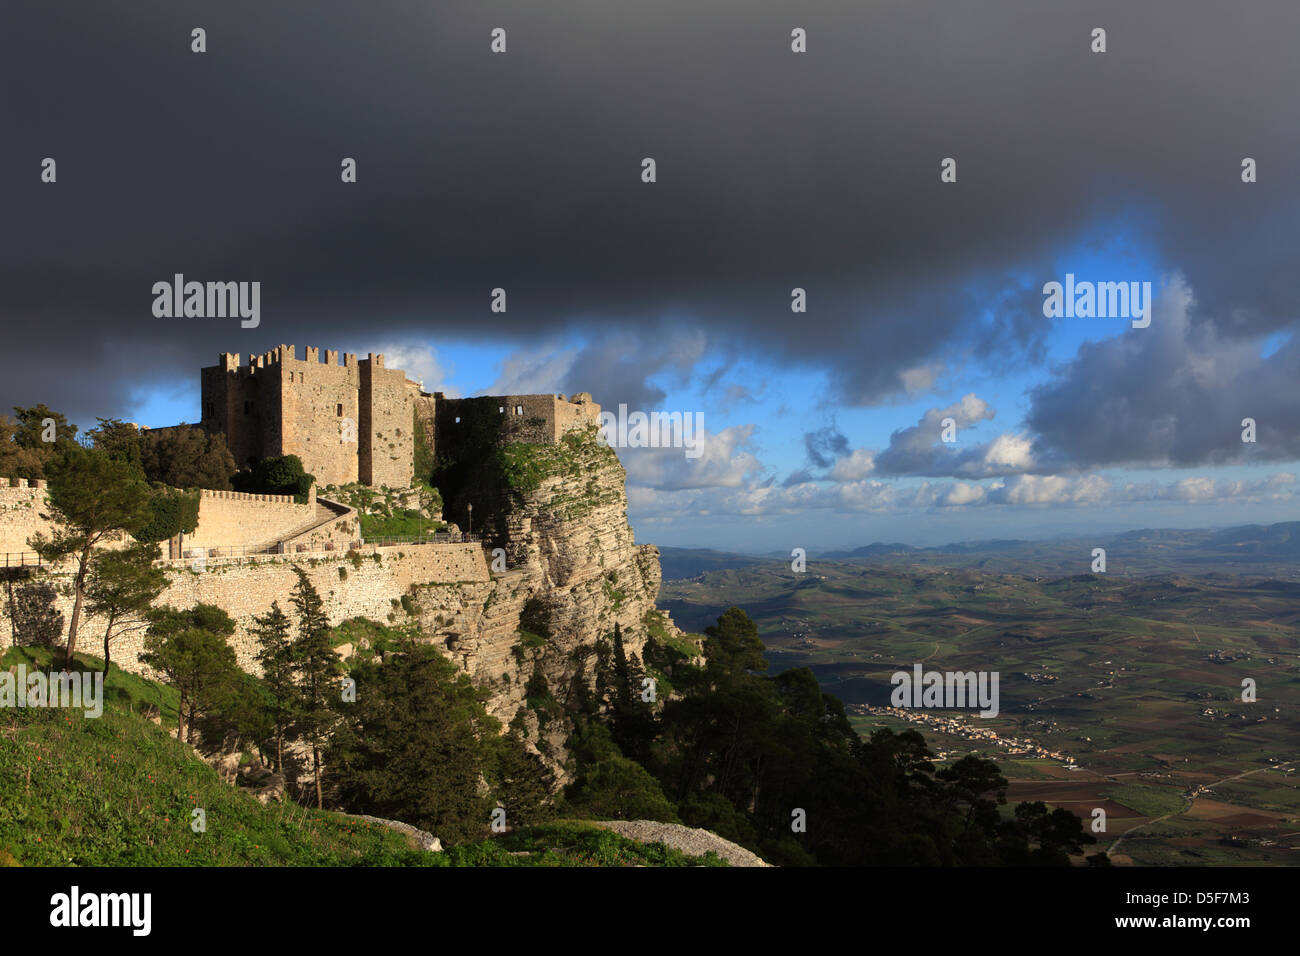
<box><xmin>413</xmin><ymin>430</ymin><xmax>681</xmax><ymax>780</ymax></box>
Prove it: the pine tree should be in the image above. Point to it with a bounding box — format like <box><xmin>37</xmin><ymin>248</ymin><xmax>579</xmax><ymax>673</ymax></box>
<box><xmin>611</xmin><ymin>622</ymin><xmax>633</xmax><ymax>712</ymax></box>
<box><xmin>141</xmin><ymin>604</ymin><xmax>239</xmax><ymax>743</ymax></box>
<box><xmin>327</xmin><ymin>631</ymin><xmax>500</xmax><ymax>843</ymax></box>
<box><xmin>252</xmin><ymin>601</ymin><xmax>295</xmax><ymax>773</ymax></box>
<box><xmin>288</xmin><ymin>567</ymin><xmax>342</xmax><ymax>808</ymax></box>
<box><xmin>84</xmin><ymin>541</ymin><xmax>167</xmax><ymax>677</ymax></box>
<box><xmin>29</xmin><ymin>446</ymin><xmax>154</xmax><ymax>669</ymax></box>
<box><xmin>610</xmin><ymin>623</ymin><xmax>655</xmax><ymax>761</ymax></box>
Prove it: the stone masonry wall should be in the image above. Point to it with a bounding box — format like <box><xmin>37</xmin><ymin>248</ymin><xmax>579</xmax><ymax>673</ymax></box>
<box><xmin>0</xmin><ymin>543</ymin><xmax>489</xmax><ymax>675</ymax></box>
<box><xmin>278</xmin><ymin>348</ymin><xmax>363</xmax><ymax>487</ymax></box>
<box><xmin>188</xmin><ymin>488</ymin><xmax>315</xmax><ymax>551</ymax></box>
<box><xmin>279</xmin><ymin>497</ymin><xmax>358</xmax><ymax>554</ymax></box>
<box><xmin>202</xmin><ymin>346</ymin><xmax>416</xmax><ymax>490</ymax></box>
<box><xmin>0</xmin><ymin>480</ymin><xmax>52</xmax><ymax>557</ymax></box>
<box><xmin>359</xmin><ymin>356</ymin><xmax>414</xmax><ymax>488</ymax></box>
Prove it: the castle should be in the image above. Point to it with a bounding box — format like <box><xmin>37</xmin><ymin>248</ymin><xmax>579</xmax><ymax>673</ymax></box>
<box><xmin>1</xmin><ymin>344</ymin><xmax>663</xmax><ymax>747</ymax></box>
<box><xmin>197</xmin><ymin>344</ymin><xmax>601</xmax><ymax>488</ymax></box>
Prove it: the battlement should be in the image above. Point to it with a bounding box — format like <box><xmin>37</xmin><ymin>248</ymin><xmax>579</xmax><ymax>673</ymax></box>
<box><xmin>200</xmin><ymin>345</ymin><xmax>410</xmax><ymax>488</ymax></box>
<box><xmin>198</xmin><ymin>345</ymin><xmax>598</xmax><ymax>491</ymax></box>
<box><xmin>215</xmin><ymin>346</ymin><xmax>374</xmax><ymax>377</ymax></box>
<box><xmin>0</xmin><ymin>477</ymin><xmax>51</xmax><ymax>555</ymax></box>
<box><xmin>198</xmin><ymin>488</ymin><xmax>302</xmax><ymax>505</ymax></box>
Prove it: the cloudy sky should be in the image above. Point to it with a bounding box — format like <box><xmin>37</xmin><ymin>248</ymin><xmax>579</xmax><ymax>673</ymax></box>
<box><xmin>4</xmin><ymin>1</ymin><xmax>1298</xmax><ymax>551</ymax></box>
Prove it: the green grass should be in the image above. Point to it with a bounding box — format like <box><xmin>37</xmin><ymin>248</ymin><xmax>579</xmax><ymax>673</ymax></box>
<box><xmin>0</xmin><ymin>646</ymin><xmax>725</xmax><ymax>867</ymax></box>
<box><xmin>359</xmin><ymin>510</ymin><xmax>443</xmax><ymax>539</ymax></box>
<box><xmin>516</xmin><ymin>629</ymin><xmax>547</xmax><ymax>649</ymax></box>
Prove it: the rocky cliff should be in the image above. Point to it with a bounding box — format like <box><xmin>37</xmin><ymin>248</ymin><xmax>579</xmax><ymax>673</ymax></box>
<box><xmin>414</xmin><ymin>425</ymin><xmax>679</xmax><ymax>780</ymax></box>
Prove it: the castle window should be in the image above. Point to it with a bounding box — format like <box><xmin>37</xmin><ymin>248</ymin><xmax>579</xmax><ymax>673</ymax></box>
<box><xmin>289</xmin><ymin>372</ymin><xmax>294</xmax><ymax>383</ymax></box>
<box><xmin>454</xmin><ymin>416</ymin><xmax>461</xmax><ymax>424</ymax></box>
<box><xmin>515</xmin><ymin>405</ymin><xmax>523</xmax><ymax>416</ymax></box>
<box><xmin>336</xmin><ymin>403</ymin><xmax>343</xmax><ymax>416</ymax></box>
<box><xmin>499</xmin><ymin>406</ymin><xmax>505</xmax><ymax>414</ymax></box>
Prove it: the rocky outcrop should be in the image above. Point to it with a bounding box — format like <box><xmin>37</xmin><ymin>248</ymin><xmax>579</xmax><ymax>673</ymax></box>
<box><xmin>341</xmin><ymin>813</ymin><xmax>442</xmax><ymax>852</ymax></box>
<box><xmin>590</xmin><ymin>821</ymin><xmax>771</xmax><ymax>867</ymax></box>
<box><xmin>413</xmin><ymin>427</ymin><xmax>681</xmax><ymax>780</ymax></box>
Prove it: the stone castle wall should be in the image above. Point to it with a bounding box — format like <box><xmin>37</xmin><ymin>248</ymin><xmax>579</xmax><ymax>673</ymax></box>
<box><xmin>201</xmin><ymin>346</ymin><xmax>390</xmax><ymax>488</ymax></box>
<box><xmin>426</xmin><ymin>392</ymin><xmax>602</xmax><ymax>457</ymax></box>
<box><xmin>200</xmin><ymin>345</ymin><xmax>599</xmax><ymax>491</ymax></box>
<box><xmin>358</xmin><ymin>359</ymin><xmax>414</xmax><ymax>488</ymax></box>
<box><xmin>277</xmin><ymin>348</ymin><xmax>363</xmax><ymax>487</ymax></box>
<box><xmin>279</xmin><ymin>497</ymin><xmax>358</xmax><ymax>554</ymax></box>
<box><xmin>0</xmin><ymin>480</ymin><xmax>51</xmax><ymax>557</ymax></box>
<box><xmin>2</xmin><ymin>480</ymin><xmax>351</xmax><ymax>560</ymax></box>
<box><xmin>188</xmin><ymin>488</ymin><xmax>315</xmax><ymax>552</ymax></box>
<box><xmin>1</xmin><ymin>543</ymin><xmax>490</xmax><ymax>675</ymax></box>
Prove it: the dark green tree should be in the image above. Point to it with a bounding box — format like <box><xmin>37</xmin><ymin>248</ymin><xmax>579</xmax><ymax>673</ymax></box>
<box><xmin>566</xmin><ymin>751</ymin><xmax>678</xmax><ymax>823</ymax></box>
<box><xmin>84</xmin><ymin>541</ymin><xmax>168</xmax><ymax>676</ymax></box>
<box><xmin>29</xmin><ymin>446</ymin><xmax>154</xmax><ymax>668</ymax></box>
<box><xmin>252</xmin><ymin>601</ymin><xmax>296</xmax><ymax>773</ymax></box>
<box><xmin>141</xmin><ymin>603</ymin><xmax>239</xmax><ymax>743</ymax></box>
<box><xmin>11</xmin><ymin>404</ymin><xmax>78</xmax><ymax>451</ymax></box>
<box><xmin>139</xmin><ymin>425</ymin><xmax>236</xmax><ymax>490</ymax></box>
<box><xmin>0</xmin><ymin>406</ymin><xmax>78</xmax><ymax>480</ymax></box>
<box><xmin>327</xmin><ymin>630</ymin><xmax>498</xmax><ymax>843</ymax></box>
<box><xmin>135</xmin><ymin>486</ymin><xmax>200</xmax><ymax>545</ymax></box>
<box><xmin>236</xmin><ymin>454</ymin><xmax>314</xmax><ymax>502</ymax></box>
<box><xmin>85</xmin><ymin>418</ymin><xmax>143</xmax><ymax>472</ymax></box>
<box><xmin>288</xmin><ymin>567</ymin><xmax>342</xmax><ymax>808</ymax></box>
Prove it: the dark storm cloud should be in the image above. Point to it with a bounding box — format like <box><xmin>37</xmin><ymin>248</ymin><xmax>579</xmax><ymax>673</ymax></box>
<box><xmin>3</xmin><ymin>0</ymin><xmax>1299</xmax><ymax>425</ymax></box>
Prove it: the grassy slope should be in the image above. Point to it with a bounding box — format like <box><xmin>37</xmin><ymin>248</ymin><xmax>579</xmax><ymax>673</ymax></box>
<box><xmin>0</xmin><ymin>647</ymin><xmax>722</xmax><ymax>867</ymax></box>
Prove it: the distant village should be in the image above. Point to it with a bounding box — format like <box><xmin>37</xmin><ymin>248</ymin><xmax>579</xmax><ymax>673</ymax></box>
<box><xmin>852</xmin><ymin>703</ymin><xmax>1077</xmax><ymax>765</ymax></box>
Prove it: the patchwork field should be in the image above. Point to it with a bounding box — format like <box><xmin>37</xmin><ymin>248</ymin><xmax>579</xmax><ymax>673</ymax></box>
<box><xmin>664</xmin><ymin>558</ymin><xmax>1300</xmax><ymax>864</ymax></box>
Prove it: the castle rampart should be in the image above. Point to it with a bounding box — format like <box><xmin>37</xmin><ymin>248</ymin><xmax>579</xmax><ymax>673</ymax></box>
<box><xmin>0</xmin><ymin>479</ymin><xmax>52</xmax><ymax>556</ymax></box>
<box><xmin>186</xmin><ymin>487</ymin><xmax>317</xmax><ymax>553</ymax></box>
<box><xmin>200</xmin><ymin>346</ymin><xmax>601</xmax><ymax>490</ymax></box>
<box><xmin>0</xmin><ymin>544</ymin><xmax>490</xmax><ymax>676</ymax></box>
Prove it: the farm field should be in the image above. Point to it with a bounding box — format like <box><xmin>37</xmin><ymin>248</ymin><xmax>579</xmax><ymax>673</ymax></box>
<box><xmin>665</xmin><ymin>558</ymin><xmax>1300</xmax><ymax>864</ymax></box>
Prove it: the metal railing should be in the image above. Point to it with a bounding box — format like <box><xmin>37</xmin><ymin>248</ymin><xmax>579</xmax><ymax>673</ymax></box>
<box><xmin>2</xmin><ymin>551</ymin><xmax>44</xmax><ymax>568</ymax></box>
<box><xmin>360</xmin><ymin>532</ymin><xmax>480</xmax><ymax>548</ymax></box>
<box><xmin>180</xmin><ymin>544</ymin><xmax>283</xmax><ymax>560</ymax></box>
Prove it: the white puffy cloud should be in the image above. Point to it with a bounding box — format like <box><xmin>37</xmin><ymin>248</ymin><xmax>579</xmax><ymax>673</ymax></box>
<box><xmin>627</xmin><ymin>470</ymin><xmax>1298</xmax><ymax>521</ymax></box>
<box><xmin>621</xmin><ymin>423</ymin><xmax>765</xmax><ymax>490</ymax></box>
<box><xmin>372</xmin><ymin>342</ymin><xmax>458</xmax><ymax>396</ymax></box>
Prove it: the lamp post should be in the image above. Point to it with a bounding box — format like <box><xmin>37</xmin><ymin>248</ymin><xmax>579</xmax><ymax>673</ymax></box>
<box><xmin>467</xmin><ymin>502</ymin><xmax>473</xmax><ymax>540</ymax></box>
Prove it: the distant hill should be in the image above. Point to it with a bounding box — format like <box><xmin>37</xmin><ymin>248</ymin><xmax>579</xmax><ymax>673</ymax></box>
<box><xmin>657</xmin><ymin>547</ymin><xmax>769</xmax><ymax>580</ymax></box>
<box><xmin>1204</xmin><ymin>521</ymin><xmax>1300</xmax><ymax>558</ymax></box>
<box><xmin>820</xmin><ymin>543</ymin><xmax>918</xmax><ymax>559</ymax></box>
<box><xmin>661</xmin><ymin>520</ymin><xmax>1300</xmax><ymax>582</ymax></box>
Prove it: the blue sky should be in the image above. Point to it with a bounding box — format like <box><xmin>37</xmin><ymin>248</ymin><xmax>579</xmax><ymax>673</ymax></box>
<box><xmin>115</xmin><ymin>223</ymin><xmax>1299</xmax><ymax>554</ymax></box>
